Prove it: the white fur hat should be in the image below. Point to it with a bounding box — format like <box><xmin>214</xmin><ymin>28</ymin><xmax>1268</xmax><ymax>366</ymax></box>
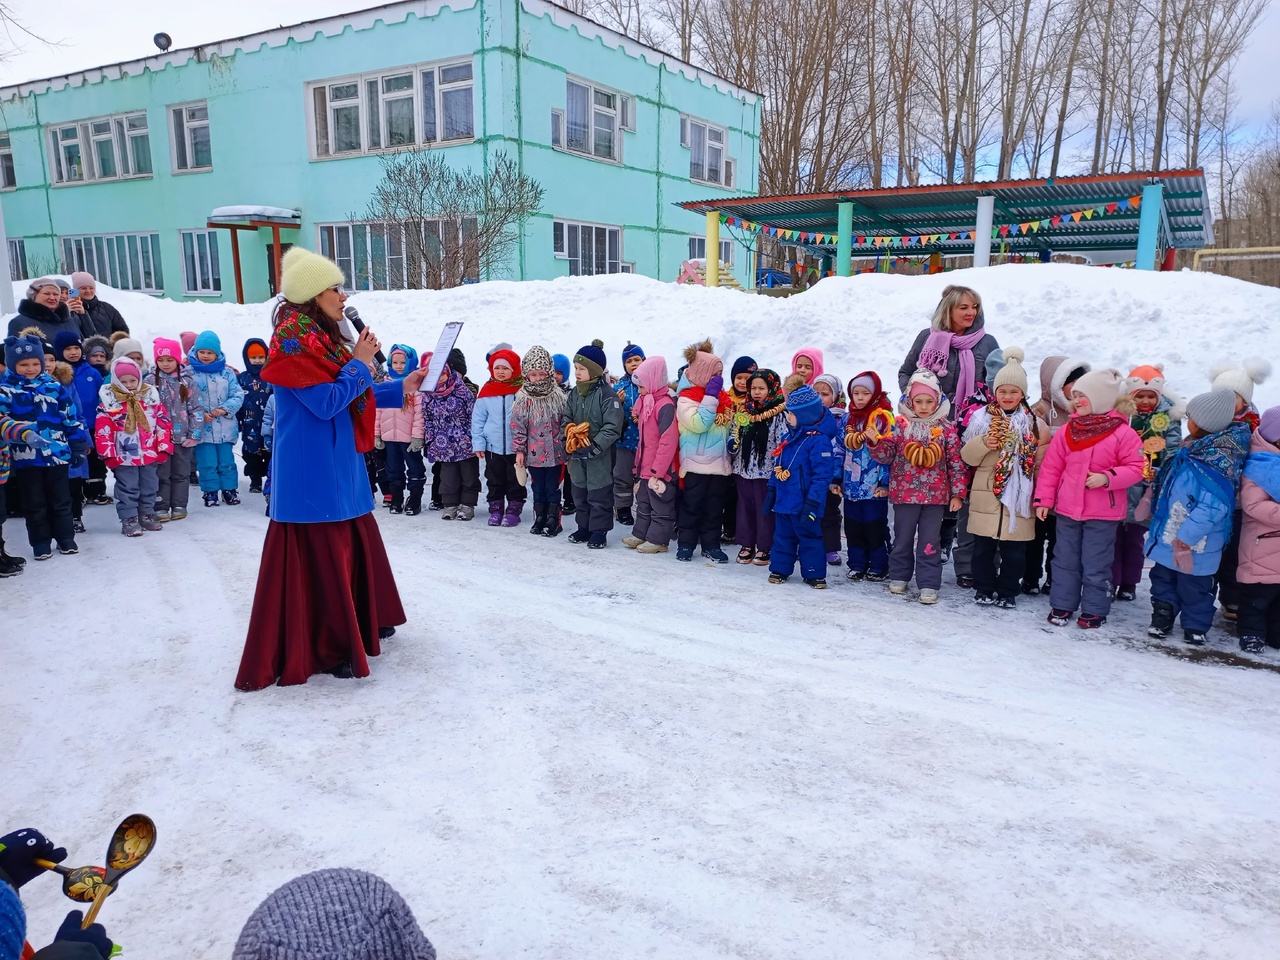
<box><xmin>1210</xmin><ymin>358</ymin><xmax>1271</xmax><ymax>405</ymax></box>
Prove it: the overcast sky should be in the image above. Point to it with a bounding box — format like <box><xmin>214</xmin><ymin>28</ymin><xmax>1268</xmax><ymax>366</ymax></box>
<box><xmin>2</xmin><ymin>0</ymin><xmax>1276</xmax><ymax>132</ymax></box>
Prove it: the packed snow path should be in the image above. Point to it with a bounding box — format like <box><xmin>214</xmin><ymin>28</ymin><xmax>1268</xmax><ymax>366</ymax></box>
<box><xmin>5</xmin><ymin>500</ymin><xmax>1279</xmax><ymax>959</ymax></box>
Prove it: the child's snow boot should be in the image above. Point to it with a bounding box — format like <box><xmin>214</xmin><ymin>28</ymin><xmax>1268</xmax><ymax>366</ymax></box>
<box><xmin>140</xmin><ymin>513</ymin><xmax>164</xmax><ymax>533</ymax></box>
<box><xmin>121</xmin><ymin>516</ymin><xmax>143</xmax><ymax>537</ymax></box>
<box><xmin>587</xmin><ymin>530</ymin><xmax>607</xmax><ymax>549</ymax></box>
<box><xmin>487</xmin><ymin>500</ymin><xmax>504</xmax><ymax>526</ymax></box>
<box><xmin>389</xmin><ymin>486</ymin><xmax>405</xmax><ymax>515</ymax></box>
<box><xmin>568</xmin><ymin>528</ymin><xmax>591</xmax><ymax>544</ymax></box>
<box><xmin>405</xmin><ymin>487</ymin><xmax>423</xmax><ymax>516</ymax></box>
<box><xmin>1183</xmin><ymin>629</ymin><xmax>1207</xmax><ymax>646</ymax></box>
<box><xmin>457</xmin><ymin>504</ymin><xmax>476</xmax><ymax>521</ymax></box>
<box><xmin>542</xmin><ymin>506</ymin><xmax>563</xmax><ymax>538</ymax></box>
<box><xmin>203</xmin><ymin>491</ymin><xmax>220</xmax><ymax>507</ymax></box>
<box><xmin>617</xmin><ymin>506</ymin><xmax>634</xmax><ymax>526</ymax></box>
<box><xmin>502</xmin><ymin>500</ymin><xmax>524</xmax><ymax>527</ymax></box>
<box><xmin>222</xmin><ymin>489</ymin><xmax>240</xmax><ymax>506</ymax></box>
<box><xmin>170</xmin><ymin>506</ymin><xmax>188</xmax><ymax>521</ymax></box>
<box><xmin>0</xmin><ymin>537</ymin><xmax>25</xmax><ymax>568</ymax></box>
<box><xmin>1148</xmin><ymin>600</ymin><xmax>1175</xmax><ymax>639</ymax></box>
<box><xmin>530</xmin><ymin>503</ymin><xmax>548</xmax><ymax>536</ymax></box>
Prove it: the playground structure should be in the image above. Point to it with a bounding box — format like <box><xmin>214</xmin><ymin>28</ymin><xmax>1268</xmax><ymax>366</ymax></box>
<box><xmin>678</xmin><ymin>170</ymin><xmax>1212</xmax><ymax>287</ymax></box>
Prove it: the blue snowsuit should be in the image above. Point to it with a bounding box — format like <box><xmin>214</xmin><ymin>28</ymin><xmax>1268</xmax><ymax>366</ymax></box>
<box><xmin>766</xmin><ymin>408</ymin><xmax>839</xmax><ymax>580</ymax></box>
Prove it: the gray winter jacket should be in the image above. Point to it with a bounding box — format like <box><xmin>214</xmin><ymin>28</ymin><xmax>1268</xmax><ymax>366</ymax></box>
<box><xmin>564</xmin><ymin>377</ymin><xmax>624</xmax><ymax>490</ymax></box>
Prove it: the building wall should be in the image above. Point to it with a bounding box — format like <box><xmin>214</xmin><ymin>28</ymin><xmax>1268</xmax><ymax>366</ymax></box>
<box><xmin>0</xmin><ymin>0</ymin><xmax>758</xmax><ymax>302</ymax></box>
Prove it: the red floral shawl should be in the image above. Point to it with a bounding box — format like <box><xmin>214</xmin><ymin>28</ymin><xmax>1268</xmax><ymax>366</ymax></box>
<box><xmin>261</xmin><ymin>303</ymin><xmax>376</xmax><ymax>452</ymax></box>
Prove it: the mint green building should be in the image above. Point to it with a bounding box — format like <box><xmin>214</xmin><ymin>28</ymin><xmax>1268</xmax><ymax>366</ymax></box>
<box><xmin>0</xmin><ymin>0</ymin><xmax>759</xmax><ymax>302</ymax></box>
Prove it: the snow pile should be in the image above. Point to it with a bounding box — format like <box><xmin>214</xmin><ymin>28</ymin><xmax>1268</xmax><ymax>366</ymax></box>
<box><xmin>12</xmin><ymin>263</ymin><xmax>1280</xmax><ymax>409</ymax></box>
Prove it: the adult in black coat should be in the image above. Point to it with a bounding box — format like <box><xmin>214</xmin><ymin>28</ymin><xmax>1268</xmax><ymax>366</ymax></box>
<box><xmin>5</xmin><ymin>278</ymin><xmax>92</xmax><ymax>341</ymax></box>
<box><xmin>66</xmin><ymin>272</ymin><xmax>128</xmax><ymax>336</ymax></box>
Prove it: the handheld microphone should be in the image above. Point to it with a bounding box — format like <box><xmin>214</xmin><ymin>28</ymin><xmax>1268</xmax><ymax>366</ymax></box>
<box><xmin>343</xmin><ymin>305</ymin><xmax>386</xmax><ymax>366</ymax></box>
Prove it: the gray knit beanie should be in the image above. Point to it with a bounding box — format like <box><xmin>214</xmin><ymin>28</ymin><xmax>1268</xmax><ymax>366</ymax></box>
<box><xmin>231</xmin><ymin>869</ymin><xmax>436</xmax><ymax>960</ymax></box>
<box><xmin>1186</xmin><ymin>389</ymin><xmax>1237</xmax><ymax>435</ymax></box>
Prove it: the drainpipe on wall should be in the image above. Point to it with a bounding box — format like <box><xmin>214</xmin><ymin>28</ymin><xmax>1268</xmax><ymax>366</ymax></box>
<box><xmin>0</xmin><ymin>204</ymin><xmax>14</xmax><ymax>312</ymax></box>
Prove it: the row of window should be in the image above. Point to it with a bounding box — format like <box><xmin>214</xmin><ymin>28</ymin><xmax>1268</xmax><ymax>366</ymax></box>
<box><xmin>2</xmin><ymin>55</ymin><xmax>736</xmax><ymax>190</ymax></box>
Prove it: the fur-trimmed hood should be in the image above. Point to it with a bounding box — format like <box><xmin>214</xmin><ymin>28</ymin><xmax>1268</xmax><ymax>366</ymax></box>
<box><xmin>48</xmin><ymin>360</ymin><xmax>74</xmax><ymax>386</ymax></box>
<box><xmin>83</xmin><ymin>334</ymin><xmax>113</xmax><ymax>361</ymax></box>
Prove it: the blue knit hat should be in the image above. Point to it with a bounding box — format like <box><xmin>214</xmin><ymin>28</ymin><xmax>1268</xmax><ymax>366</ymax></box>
<box><xmin>552</xmin><ymin>353</ymin><xmax>571</xmax><ymax>383</ymax></box>
<box><xmin>193</xmin><ymin>330</ymin><xmax>222</xmax><ymax>356</ymax></box>
<box><xmin>574</xmin><ymin>339</ymin><xmax>607</xmax><ymax>378</ymax></box>
<box><xmin>786</xmin><ymin>384</ymin><xmax>825</xmax><ymax>425</ymax></box>
<box><xmin>622</xmin><ymin>342</ymin><xmax>645</xmax><ymax>364</ymax></box>
<box><xmin>53</xmin><ymin>329</ymin><xmax>83</xmax><ymax>361</ymax></box>
<box><xmin>0</xmin><ymin>883</ymin><xmax>24</xmax><ymax>960</ymax></box>
<box><xmin>731</xmin><ymin>356</ymin><xmax>758</xmax><ymax>380</ymax></box>
<box><xmin>4</xmin><ymin>335</ymin><xmax>44</xmax><ymax>373</ymax></box>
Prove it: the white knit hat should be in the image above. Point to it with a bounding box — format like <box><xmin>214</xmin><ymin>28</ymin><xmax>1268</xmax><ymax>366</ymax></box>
<box><xmin>992</xmin><ymin>346</ymin><xmax>1028</xmax><ymax>395</ymax></box>
<box><xmin>1210</xmin><ymin>358</ymin><xmax>1271</xmax><ymax>405</ymax></box>
<box><xmin>1071</xmin><ymin>368</ymin><xmax>1126</xmax><ymax>414</ymax></box>
<box><xmin>280</xmin><ymin>247</ymin><xmax>345</xmax><ymax>305</ymax></box>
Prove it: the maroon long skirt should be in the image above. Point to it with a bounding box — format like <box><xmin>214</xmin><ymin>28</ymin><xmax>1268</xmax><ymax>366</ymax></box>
<box><xmin>235</xmin><ymin>513</ymin><xmax>407</xmax><ymax>691</ymax></box>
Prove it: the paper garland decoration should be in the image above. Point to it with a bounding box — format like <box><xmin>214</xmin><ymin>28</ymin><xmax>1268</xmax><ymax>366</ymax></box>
<box><xmin>718</xmin><ymin>195</ymin><xmax>1145</xmax><ymax>249</ymax></box>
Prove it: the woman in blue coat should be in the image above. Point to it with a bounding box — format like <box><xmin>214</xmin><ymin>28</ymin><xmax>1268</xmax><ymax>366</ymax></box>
<box><xmin>235</xmin><ymin>248</ymin><xmax>426</xmax><ymax>691</ymax></box>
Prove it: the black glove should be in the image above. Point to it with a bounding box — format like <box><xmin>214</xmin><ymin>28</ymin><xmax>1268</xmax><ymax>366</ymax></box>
<box><xmin>33</xmin><ymin>910</ymin><xmax>114</xmax><ymax>960</ymax></box>
<box><xmin>763</xmin><ymin>488</ymin><xmax>776</xmax><ymax>514</ymax></box>
<box><xmin>70</xmin><ymin>451</ymin><xmax>87</xmax><ymax>469</ymax></box>
<box><xmin>0</xmin><ymin>828</ymin><xmax>66</xmax><ymax>888</ymax></box>
<box><xmin>571</xmin><ymin>443</ymin><xmax>600</xmax><ymax>461</ymax></box>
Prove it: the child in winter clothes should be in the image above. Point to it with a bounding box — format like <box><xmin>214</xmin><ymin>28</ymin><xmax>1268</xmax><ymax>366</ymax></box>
<box><xmin>730</xmin><ymin>369</ymin><xmax>786</xmax><ymax>565</ymax></box>
<box><xmin>1033</xmin><ymin>369</ymin><xmax>1145</xmax><ymax>629</ymax></box>
<box><xmin>841</xmin><ymin>372</ymin><xmax>894</xmax><ymax>581</ymax></box>
<box><xmin>1143</xmin><ymin>389</ymin><xmax>1247</xmax><ymax>645</ymax></box>
<box><xmin>236</xmin><ymin>338</ymin><xmax>274</xmax><ymax>495</ymax></box>
<box><xmin>623</xmin><ymin>355</ymin><xmax>679</xmax><ymax>554</ymax></box>
<box><xmin>422</xmin><ymin>362</ymin><xmax>479</xmax><ymax>520</ymax></box>
<box><xmin>1237</xmin><ymin>406</ymin><xmax>1280</xmax><ymax>652</ymax></box>
<box><xmin>81</xmin><ymin>334</ymin><xmax>114</xmax><ymax>504</ymax></box>
<box><xmin>0</xmin><ymin>335</ymin><xmax>88</xmax><ymax>559</ymax></box>
<box><xmin>150</xmin><ymin>338</ymin><xmax>201</xmax><ymax>521</ymax></box>
<box><xmin>564</xmin><ymin>340</ymin><xmax>625</xmax><ymax>547</ymax></box>
<box><xmin>0</xmin><ymin>417</ymin><xmax>49</xmax><ymax>576</ymax></box>
<box><xmin>729</xmin><ymin>356</ymin><xmax>758</xmax><ymax>410</ymax></box>
<box><xmin>53</xmin><ymin>331</ymin><xmax>101</xmax><ymax>520</ymax></box>
<box><xmin>472</xmin><ymin>348</ymin><xmax>527</xmax><ymax>526</ymax></box>
<box><xmin>1111</xmin><ymin>365</ymin><xmax>1185</xmax><ymax>600</ymax></box>
<box><xmin>552</xmin><ymin>352</ymin><xmax>576</xmax><ymax>515</ymax></box>
<box><xmin>1026</xmin><ymin>355</ymin><xmax>1092</xmax><ymax>594</ymax></box>
<box><xmin>511</xmin><ymin>345</ymin><xmax>568</xmax><ymax>537</ymax></box>
<box><xmin>960</xmin><ymin>348</ymin><xmax>1046</xmax><ymax>608</ymax></box>
<box><xmin>96</xmin><ymin>357</ymin><xmax>174</xmax><ymax>536</ymax></box>
<box><xmin>868</xmin><ymin>369</ymin><xmax>966</xmax><ymax>603</ymax></box>
<box><xmin>814</xmin><ymin>373</ymin><xmax>847</xmax><ymax>565</ymax></box>
<box><xmin>675</xmin><ymin>338</ymin><xmax>734</xmax><ymax>562</ymax></box>
<box><xmin>790</xmin><ymin>348</ymin><xmax>824</xmax><ymax>386</ymax></box>
<box><xmin>375</xmin><ymin>344</ymin><xmax>426</xmax><ymax>515</ymax></box>
<box><xmin>766</xmin><ymin>384</ymin><xmax>840</xmax><ymax>588</ymax></box>
<box><xmin>188</xmin><ymin>330</ymin><xmax>245</xmax><ymax>507</ymax></box>
<box><xmin>84</xmin><ymin>335</ymin><xmax>111</xmax><ymax>375</ymax></box>
<box><xmin>111</xmin><ymin>337</ymin><xmax>148</xmax><ymax>375</ymax></box>
<box><xmin>1207</xmin><ymin>358</ymin><xmax>1272</xmax><ymax>622</ymax></box>
<box><xmin>612</xmin><ymin>342</ymin><xmax>645</xmax><ymax>527</ymax></box>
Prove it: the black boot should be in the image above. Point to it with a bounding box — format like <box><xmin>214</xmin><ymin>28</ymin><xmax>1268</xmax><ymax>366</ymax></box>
<box><xmin>405</xmin><ymin>487</ymin><xmax>423</xmax><ymax>516</ymax></box>
<box><xmin>389</xmin><ymin>485</ymin><xmax>404</xmax><ymax>515</ymax></box>
<box><xmin>0</xmin><ymin>537</ymin><xmax>25</xmax><ymax>569</ymax></box>
<box><xmin>542</xmin><ymin>505</ymin><xmax>563</xmax><ymax>538</ymax></box>
<box><xmin>530</xmin><ymin>502</ymin><xmax>548</xmax><ymax>536</ymax></box>
<box><xmin>617</xmin><ymin>506</ymin><xmax>634</xmax><ymax>526</ymax></box>
<box><xmin>1148</xmin><ymin>599</ymin><xmax>1176</xmax><ymax>639</ymax></box>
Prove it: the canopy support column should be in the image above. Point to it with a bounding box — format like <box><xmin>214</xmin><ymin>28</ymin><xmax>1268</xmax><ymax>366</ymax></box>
<box><xmin>1136</xmin><ymin>183</ymin><xmax>1164</xmax><ymax>270</ymax></box>
<box><xmin>836</xmin><ymin>201</ymin><xmax>853</xmax><ymax>277</ymax></box>
<box><xmin>228</xmin><ymin>228</ymin><xmax>244</xmax><ymax>304</ymax></box>
<box><xmin>973</xmin><ymin>195</ymin><xmax>995</xmax><ymax>268</ymax></box>
<box><xmin>705</xmin><ymin>211</ymin><xmax>720</xmax><ymax>287</ymax></box>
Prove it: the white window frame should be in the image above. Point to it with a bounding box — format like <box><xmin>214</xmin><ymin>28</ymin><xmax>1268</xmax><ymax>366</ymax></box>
<box><xmin>170</xmin><ymin>101</ymin><xmax>212</xmax><ymax>173</ymax></box>
<box><xmin>307</xmin><ymin>58</ymin><xmax>475</xmax><ymax>160</ymax></box>
<box><xmin>7</xmin><ymin>238</ymin><xmax>26</xmax><ymax>280</ymax></box>
<box><xmin>47</xmin><ymin>111</ymin><xmax>152</xmax><ymax>185</ymax></box>
<box><xmin>0</xmin><ymin>132</ymin><xmax>14</xmax><ymax>190</ymax></box>
<box><xmin>60</xmin><ymin>232</ymin><xmax>164</xmax><ymax>293</ymax></box>
<box><xmin>560</xmin><ymin>76</ymin><xmax>628</xmax><ymax>163</ymax></box>
<box><xmin>179</xmin><ymin>228</ymin><xmax>222</xmax><ymax>296</ymax></box>
<box><xmin>689</xmin><ymin>236</ymin><xmax>733</xmax><ymax>267</ymax></box>
<box><xmin>317</xmin><ymin>220</ymin><xmax>480</xmax><ymax>291</ymax></box>
<box><xmin>680</xmin><ymin>114</ymin><xmax>734</xmax><ymax>188</ymax></box>
<box><xmin>552</xmin><ymin>219</ymin><xmax>623</xmax><ymax>276</ymax></box>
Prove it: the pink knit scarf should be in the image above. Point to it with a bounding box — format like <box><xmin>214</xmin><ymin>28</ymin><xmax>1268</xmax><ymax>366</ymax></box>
<box><xmin>918</xmin><ymin>327</ymin><xmax>985</xmax><ymax>402</ymax></box>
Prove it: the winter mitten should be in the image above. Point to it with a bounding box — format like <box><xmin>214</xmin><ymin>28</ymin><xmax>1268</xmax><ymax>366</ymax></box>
<box><xmin>374</xmin><ymin>437</ymin><xmax>385</xmax><ymax>450</ymax></box>
<box><xmin>1173</xmin><ymin>539</ymin><xmax>1194</xmax><ymax>574</ymax></box>
<box><xmin>21</xmin><ymin>430</ymin><xmax>54</xmax><ymax>457</ymax></box>
<box><xmin>704</xmin><ymin>375</ymin><xmax>724</xmax><ymax>398</ymax></box>
<box><xmin>1134</xmin><ymin>487</ymin><xmax>1154</xmax><ymax>523</ymax></box>
<box><xmin>804</xmin><ymin>499</ymin><xmax>823</xmax><ymax>523</ymax></box>
<box><xmin>35</xmin><ymin>910</ymin><xmax>113</xmax><ymax>960</ymax></box>
<box><xmin>647</xmin><ymin>477</ymin><xmax>666</xmax><ymax>496</ymax></box>
<box><xmin>0</xmin><ymin>828</ymin><xmax>67</xmax><ymax>888</ymax></box>
<box><xmin>571</xmin><ymin>443</ymin><xmax>600</xmax><ymax>461</ymax></box>
<box><xmin>407</xmin><ymin>438</ymin><xmax>424</xmax><ymax>454</ymax></box>
<box><xmin>763</xmin><ymin>487</ymin><xmax>777</xmax><ymax>514</ymax></box>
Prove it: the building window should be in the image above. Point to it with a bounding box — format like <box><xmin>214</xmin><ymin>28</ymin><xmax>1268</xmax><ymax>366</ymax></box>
<box><xmin>61</xmin><ymin>232</ymin><xmax>164</xmax><ymax>293</ymax></box>
<box><xmin>317</xmin><ymin>220</ymin><xmax>479</xmax><ymax>290</ymax></box>
<box><xmin>171</xmin><ymin>102</ymin><xmax>212</xmax><ymax>171</ymax></box>
<box><xmin>562</xmin><ymin>79</ymin><xmax>629</xmax><ymax>162</ymax></box>
<box><xmin>689</xmin><ymin>236</ymin><xmax>733</xmax><ymax>266</ymax></box>
<box><xmin>309</xmin><ymin>59</ymin><xmax>474</xmax><ymax>158</ymax></box>
<box><xmin>7</xmin><ymin>238</ymin><xmax>27</xmax><ymax>280</ymax></box>
<box><xmin>48</xmin><ymin>112</ymin><xmax>152</xmax><ymax>184</ymax></box>
<box><xmin>0</xmin><ymin>133</ymin><xmax>14</xmax><ymax>189</ymax></box>
<box><xmin>552</xmin><ymin>219</ymin><xmax>622</xmax><ymax>275</ymax></box>
<box><xmin>680</xmin><ymin>115</ymin><xmax>734</xmax><ymax>187</ymax></box>
<box><xmin>180</xmin><ymin>229</ymin><xmax>221</xmax><ymax>295</ymax></box>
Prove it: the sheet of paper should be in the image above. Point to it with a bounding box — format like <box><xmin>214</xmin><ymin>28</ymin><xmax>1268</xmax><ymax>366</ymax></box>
<box><xmin>419</xmin><ymin>322</ymin><xmax>465</xmax><ymax>392</ymax></box>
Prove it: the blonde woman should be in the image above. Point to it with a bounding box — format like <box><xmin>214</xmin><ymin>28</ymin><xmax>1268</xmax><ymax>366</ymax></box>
<box><xmin>897</xmin><ymin>284</ymin><xmax>1000</xmax><ymax>408</ymax></box>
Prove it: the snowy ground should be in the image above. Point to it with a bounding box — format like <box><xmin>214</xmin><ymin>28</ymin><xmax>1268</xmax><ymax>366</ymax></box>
<box><xmin>5</xmin><ymin>265</ymin><xmax>1280</xmax><ymax>957</ymax></box>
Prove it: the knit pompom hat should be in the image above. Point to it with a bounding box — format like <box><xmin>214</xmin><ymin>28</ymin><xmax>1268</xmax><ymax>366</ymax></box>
<box><xmin>0</xmin><ymin>883</ymin><xmax>24</xmax><ymax>960</ymax></box>
<box><xmin>785</xmin><ymin>383</ymin><xmax>825</xmax><ymax>425</ymax></box>
<box><xmin>113</xmin><ymin>337</ymin><xmax>144</xmax><ymax>359</ymax></box>
<box><xmin>192</xmin><ymin>330</ymin><xmax>222</xmax><ymax>356</ymax></box>
<box><xmin>1210</xmin><ymin>358</ymin><xmax>1272</xmax><ymax>405</ymax></box>
<box><xmin>280</xmin><ymin>247</ymin><xmax>345</xmax><ymax>305</ymax></box>
<box><xmin>1123</xmin><ymin>364</ymin><xmax>1167</xmax><ymax>398</ymax></box>
<box><xmin>153</xmin><ymin>337</ymin><xmax>183</xmax><ymax>364</ymax></box>
<box><xmin>992</xmin><ymin>346</ymin><xmax>1029</xmax><ymax>396</ymax></box>
<box><xmin>231</xmin><ymin>869</ymin><xmax>436</xmax><ymax>960</ymax></box>
<box><xmin>5</xmin><ymin>334</ymin><xmax>44</xmax><ymax>372</ymax></box>
<box><xmin>622</xmin><ymin>342</ymin><xmax>645</xmax><ymax>365</ymax></box>
<box><xmin>522</xmin><ymin>345</ymin><xmax>554</xmax><ymax>374</ymax></box>
<box><xmin>1259</xmin><ymin>406</ymin><xmax>1280</xmax><ymax>444</ymax></box>
<box><xmin>574</xmin><ymin>339</ymin><xmax>607</xmax><ymax>379</ymax></box>
<box><xmin>1186</xmin><ymin>389</ymin><xmax>1238</xmax><ymax>435</ymax></box>
<box><xmin>53</xmin><ymin>329</ymin><xmax>83</xmax><ymax>360</ymax></box>
<box><xmin>730</xmin><ymin>356</ymin><xmax>758</xmax><ymax>380</ymax></box>
<box><xmin>683</xmin><ymin>338</ymin><xmax>722</xmax><ymax>387</ymax></box>
<box><xmin>1071</xmin><ymin>368</ymin><xmax>1130</xmax><ymax>415</ymax></box>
